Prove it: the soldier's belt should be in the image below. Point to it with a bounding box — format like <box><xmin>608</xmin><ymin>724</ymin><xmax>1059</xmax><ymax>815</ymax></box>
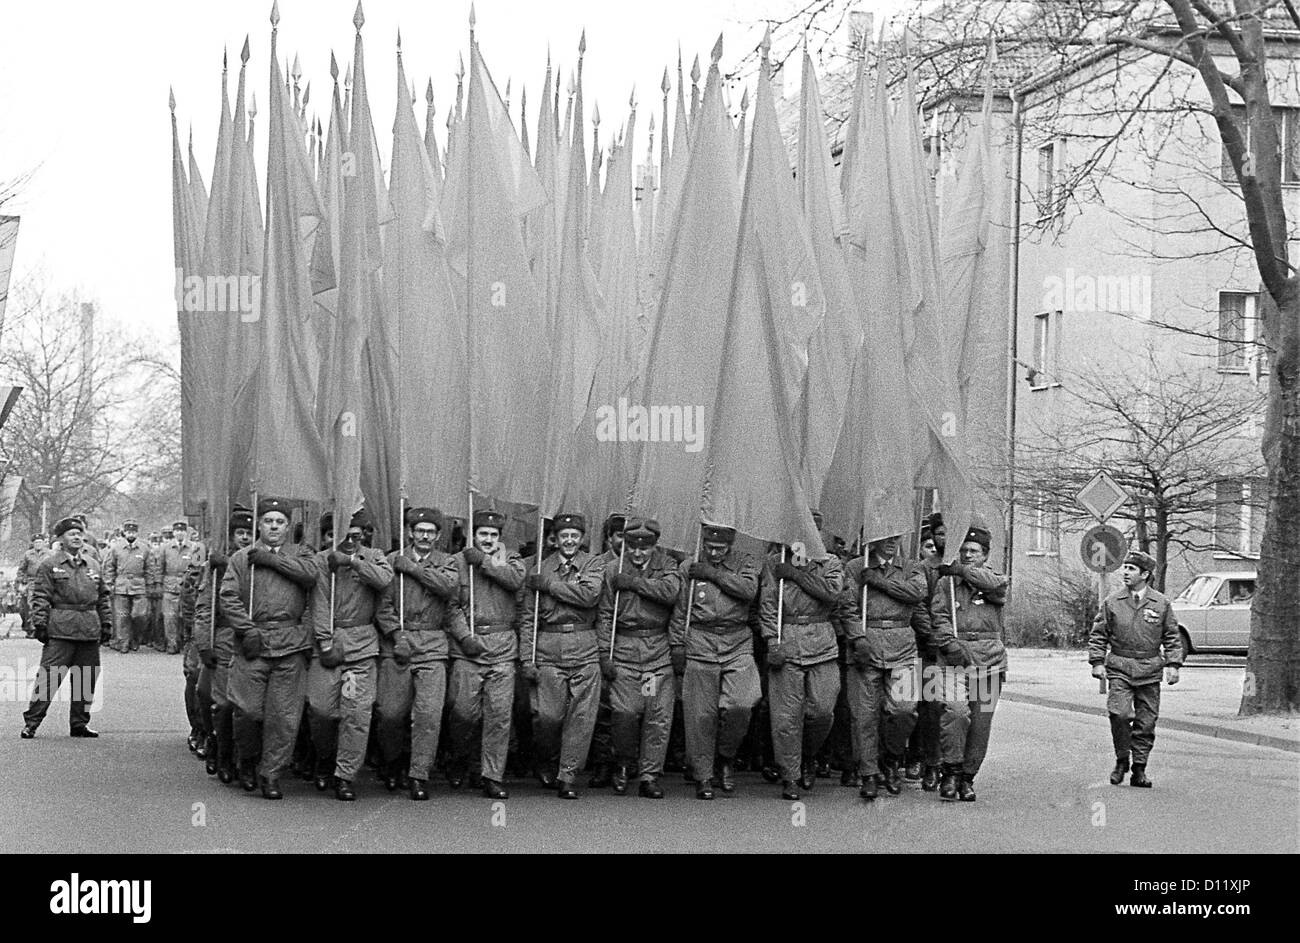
<box><xmin>691</xmin><ymin>621</ymin><xmax>748</xmax><ymax>635</ymax></box>
<box><xmin>333</xmin><ymin>619</ymin><xmax>374</xmax><ymax>629</ymax></box>
<box><xmin>252</xmin><ymin>619</ymin><xmax>300</xmax><ymax>631</ymax></box>
<box><xmin>615</xmin><ymin>626</ymin><xmax>668</xmax><ymax>637</ymax></box>
<box><xmin>402</xmin><ymin>621</ymin><xmax>443</xmax><ymax>633</ymax></box>
<box><xmin>864</xmin><ymin>620</ymin><xmax>909</xmax><ymax>629</ymax></box>
<box><xmin>52</xmin><ymin>603</ymin><xmax>97</xmax><ymax>612</ymax></box>
<box><xmin>540</xmin><ymin>621</ymin><xmax>595</xmax><ymax>633</ymax></box>
<box><xmin>471</xmin><ymin>622</ymin><xmax>514</xmax><ymax>634</ymax></box>
<box><xmin>957</xmin><ymin>631</ymin><xmax>1002</xmax><ymax>642</ymax></box>
<box><xmin>1111</xmin><ymin>647</ymin><xmax>1159</xmax><ymax>659</ymax></box>
<box><xmin>783</xmin><ymin>616</ymin><xmax>832</xmax><ymax>626</ymax></box>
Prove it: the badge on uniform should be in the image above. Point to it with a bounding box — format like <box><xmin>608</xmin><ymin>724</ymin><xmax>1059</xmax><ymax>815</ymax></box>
<box><xmin>1142</xmin><ymin>609</ymin><xmax>1160</xmax><ymax>624</ymax></box>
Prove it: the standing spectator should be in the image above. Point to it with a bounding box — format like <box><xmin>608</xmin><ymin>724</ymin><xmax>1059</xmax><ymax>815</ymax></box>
<box><xmin>103</xmin><ymin>520</ymin><xmax>160</xmax><ymax>652</ymax></box>
<box><xmin>161</xmin><ymin>519</ymin><xmax>204</xmax><ymax>655</ymax></box>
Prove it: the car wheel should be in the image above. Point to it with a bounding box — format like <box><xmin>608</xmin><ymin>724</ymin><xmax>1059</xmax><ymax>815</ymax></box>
<box><xmin>1179</xmin><ymin>627</ymin><xmax>1193</xmax><ymax>659</ymax></box>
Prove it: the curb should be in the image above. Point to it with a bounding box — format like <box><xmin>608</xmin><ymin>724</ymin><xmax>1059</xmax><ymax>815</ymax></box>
<box><xmin>1001</xmin><ymin>691</ymin><xmax>1300</xmax><ymax>754</ymax></box>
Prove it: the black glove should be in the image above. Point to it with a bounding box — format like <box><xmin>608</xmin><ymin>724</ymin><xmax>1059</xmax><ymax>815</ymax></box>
<box><xmin>687</xmin><ymin>562</ymin><xmax>716</xmax><ymax>582</ymax></box>
<box><xmin>850</xmin><ymin>637</ymin><xmax>871</xmax><ymax>669</ymax></box>
<box><xmin>100</xmin><ymin>624</ymin><xmax>112</xmax><ymax>644</ymax></box>
<box><xmin>599</xmin><ymin>657</ymin><xmax>618</xmax><ymax>682</ymax></box>
<box><xmin>936</xmin><ymin>562</ymin><xmax>962</xmax><ymax>577</ymax></box>
<box><xmin>239</xmin><ymin>629</ymin><xmax>263</xmax><ymax>660</ymax></box>
<box><xmin>670</xmin><ymin>645</ymin><xmax>687</xmax><ymax>676</ymax></box>
<box><xmin>247</xmin><ymin>547</ymin><xmax>276</xmax><ymax>568</ymax></box>
<box><xmin>520</xmin><ymin>661</ymin><xmax>540</xmax><ymax>684</ymax></box>
<box><xmin>462</xmin><ymin>546</ymin><xmax>486</xmax><ymax>567</ymax></box>
<box><xmin>327</xmin><ymin>550</ymin><xmax>351</xmax><ymax>573</ymax></box>
<box><xmin>319</xmin><ymin>645</ymin><xmax>344</xmax><ymax>669</ymax></box>
<box><xmin>199</xmin><ymin>647</ymin><xmax>219</xmax><ymax>669</ymax></box>
<box><xmin>524</xmin><ymin>572</ymin><xmax>550</xmax><ymax>593</ymax></box>
<box><xmin>611</xmin><ymin>572</ymin><xmax>641</xmax><ymax>592</ymax></box>
<box><xmin>767</xmin><ymin>643</ymin><xmax>788</xmax><ymax>670</ymax></box>
<box><xmin>35</xmin><ymin>625</ymin><xmax>48</xmax><ymax>644</ymax></box>
<box><xmin>943</xmin><ymin>641</ymin><xmax>972</xmax><ymax>667</ymax></box>
<box><xmin>459</xmin><ymin>634</ymin><xmax>488</xmax><ymax>658</ymax></box>
<box><xmin>392</xmin><ymin>632</ymin><xmax>412</xmax><ymax>666</ymax></box>
<box><xmin>772</xmin><ymin>562</ymin><xmax>801</xmax><ymax>582</ymax></box>
<box><xmin>392</xmin><ymin>555</ymin><xmax>421</xmax><ymax>578</ymax></box>
<box><xmin>208</xmin><ymin>552</ymin><xmax>229</xmax><ymax>570</ymax></box>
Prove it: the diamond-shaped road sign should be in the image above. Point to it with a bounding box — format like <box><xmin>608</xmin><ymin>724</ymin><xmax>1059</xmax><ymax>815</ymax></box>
<box><xmin>1077</xmin><ymin>471</ymin><xmax>1128</xmax><ymax>524</ymax></box>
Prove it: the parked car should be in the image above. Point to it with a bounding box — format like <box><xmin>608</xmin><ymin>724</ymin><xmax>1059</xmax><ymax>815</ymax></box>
<box><xmin>1170</xmin><ymin>571</ymin><xmax>1255</xmax><ymax>656</ymax></box>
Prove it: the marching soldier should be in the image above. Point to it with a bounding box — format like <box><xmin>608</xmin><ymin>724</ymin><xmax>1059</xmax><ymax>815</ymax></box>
<box><xmin>161</xmin><ymin>519</ymin><xmax>204</xmax><ymax>654</ymax></box>
<box><xmin>518</xmin><ymin>512</ymin><xmax>604</xmax><ymax>799</ymax></box>
<box><xmin>16</xmin><ymin>533</ymin><xmax>49</xmax><ymax>638</ymax></box>
<box><xmin>373</xmin><ymin>507</ymin><xmax>465</xmax><ymax>801</ymax></box>
<box><xmin>103</xmin><ymin>519</ymin><xmax>160</xmax><ymax>653</ymax></box>
<box><xmin>837</xmin><ymin>533</ymin><xmax>961</xmax><ymax>800</ymax></box>
<box><xmin>669</xmin><ymin>523</ymin><xmax>762</xmax><ymax>800</ymax></box>
<box><xmin>307</xmin><ymin>509</ymin><xmax>393</xmax><ymax>801</ymax></box>
<box><xmin>595</xmin><ymin>517</ymin><xmax>682</xmax><ymax>799</ymax></box>
<box><xmin>1089</xmin><ymin>549</ymin><xmax>1182</xmax><ymax>789</ymax></box>
<box><xmin>195</xmin><ymin>506</ymin><xmax>254</xmax><ymax>782</ymax></box>
<box><xmin>180</xmin><ymin>561</ymin><xmax>208</xmax><ymax>755</ymax></box>
<box><xmin>219</xmin><ymin>497</ymin><xmax>318</xmax><ymax>799</ymax></box>
<box><xmin>761</xmin><ymin>543</ymin><xmax>844</xmax><ymax>801</ymax></box>
<box><xmin>907</xmin><ymin>525</ymin><xmax>945</xmax><ymax>791</ymax></box>
<box><xmin>448</xmin><ymin>508</ymin><xmax>524</xmax><ymax>800</ymax></box>
<box><xmin>587</xmin><ymin>513</ymin><xmax>626</xmax><ymax>789</ymax></box>
<box><xmin>21</xmin><ymin>517</ymin><xmax>112</xmax><ymax>739</ymax></box>
<box><xmin>930</xmin><ymin>525</ymin><xmax>1006</xmax><ymax>802</ymax></box>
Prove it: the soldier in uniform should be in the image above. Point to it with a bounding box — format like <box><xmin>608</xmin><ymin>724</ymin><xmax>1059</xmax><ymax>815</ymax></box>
<box><xmin>219</xmin><ymin>496</ymin><xmax>318</xmax><ymax>799</ymax></box>
<box><xmin>103</xmin><ymin>519</ymin><xmax>160</xmax><ymax>653</ymax></box>
<box><xmin>195</xmin><ymin>506</ymin><xmax>254</xmax><ymax>783</ymax></box>
<box><xmin>837</xmin><ymin>533</ymin><xmax>963</xmax><ymax>800</ymax></box>
<box><xmin>16</xmin><ymin>533</ymin><xmax>49</xmax><ymax>638</ymax></box>
<box><xmin>21</xmin><ymin>517</ymin><xmax>112</xmax><ymax>739</ymax></box>
<box><xmin>907</xmin><ymin>526</ymin><xmax>945</xmax><ymax>791</ymax></box>
<box><xmin>518</xmin><ymin>512</ymin><xmax>604</xmax><ymax>799</ymax></box>
<box><xmin>307</xmin><ymin>509</ymin><xmax>392</xmax><ymax>801</ymax></box>
<box><xmin>762</xmin><ymin>543</ymin><xmax>844</xmax><ymax>801</ymax></box>
<box><xmin>669</xmin><ymin>523</ymin><xmax>762</xmax><ymax>800</ymax></box>
<box><xmin>930</xmin><ymin>525</ymin><xmax>1006</xmax><ymax>802</ymax></box>
<box><xmin>448</xmin><ymin>508</ymin><xmax>523</xmax><ymax>800</ymax></box>
<box><xmin>373</xmin><ymin>507</ymin><xmax>466</xmax><ymax>801</ymax></box>
<box><xmin>1089</xmin><ymin>549</ymin><xmax>1182</xmax><ymax>789</ymax></box>
<box><xmin>180</xmin><ymin>560</ymin><xmax>208</xmax><ymax>755</ymax></box>
<box><xmin>595</xmin><ymin>517</ymin><xmax>682</xmax><ymax>799</ymax></box>
<box><xmin>161</xmin><ymin>519</ymin><xmax>204</xmax><ymax>654</ymax></box>
<box><xmin>587</xmin><ymin>513</ymin><xmax>625</xmax><ymax>789</ymax></box>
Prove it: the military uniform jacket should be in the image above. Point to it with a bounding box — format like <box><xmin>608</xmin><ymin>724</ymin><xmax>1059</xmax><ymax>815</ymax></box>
<box><xmin>18</xmin><ymin>548</ymin><xmax>48</xmax><ymax>586</ymax></box>
<box><xmin>375</xmin><ymin>547</ymin><xmax>464</xmax><ymax>664</ymax></box>
<box><xmin>835</xmin><ymin>558</ymin><xmax>930</xmax><ymax>669</ymax></box>
<box><xmin>193</xmin><ymin>561</ymin><xmax>235</xmax><ymax>658</ymax></box>
<box><xmin>759</xmin><ymin>556</ymin><xmax>843</xmax><ymax>668</ymax></box>
<box><xmin>518</xmin><ymin>550</ymin><xmax>603</xmax><ymax>668</ymax></box>
<box><xmin>103</xmin><ymin>540</ymin><xmax>162</xmax><ymax>597</ymax></box>
<box><xmin>452</xmin><ymin>549</ymin><xmax>525</xmax><ymax>665</ymax></box>
<box><xmin>929</xmin><ymin>564</ymin><xmax>1010</xmax><ymax>670</ymax></box>
<box><xmin>312</xmin><ymin>547</ymin><xmax>393</xmax><ymax>663</ymax></box>
<box><xmin>31</xmin><ymin>549</ymin><xmax>111</xmax><ymax>642</ymax></box>
<box><xmin>595</xmin><ymin>548</ymin><xmax>682</xmax><ymax>670</ymax></box>
<box><xmin>668</xmin><ymin>552</ymin><xmax>761</xmax><ymax>664</ymax></box>
<box><xmin>178</xmin><ymin>562</ymin><xmax>204</xmax><ymax>647</ymax></box>
<box><xmin>218</xmin><ymin>542</ymin><xmax>317</xmax><ymax>657</ymax></box>
<box><xmin>161</xmin><ymin>541</ymin><xmax>205</xmax><ymax>594</ymax></box>
<box><xmin>1089</xmin><ymin>586</ymin><xmax>1182</xmax><ymax>685</ymax></box>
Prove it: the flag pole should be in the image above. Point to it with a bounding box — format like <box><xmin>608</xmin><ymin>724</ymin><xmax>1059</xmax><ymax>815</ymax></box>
<box><xmin>531</xmin><ymin>511</ymin><xmax>543</xmax><ymax>663</ymax></box>
<box><xmin>248</xmin><ymin>489</ymin><xmax>259</xmax><ymax>619</ymax></box>
<box><xmin>609</xmin><ymin>539</ymin><xmax>625</xmax><ymax>659</ymax></box>
<box><xmin>398</xmin><ymin>497</ymin><xmax>406</xmax><ymax>636</ymax></box>
<box><xmin>467</xmin><ymin>489</ymin><xmax>476</xmax><ymax>636</ymax></box>
<box><xmin>682</xmin><ymin>523</ymin><xmax>702</xmax><ymax>635</ymax></box>
<box><xmin>776</xmin><ymin>545</ymin><xmax>786</xmax><ymax>646</ymax></box>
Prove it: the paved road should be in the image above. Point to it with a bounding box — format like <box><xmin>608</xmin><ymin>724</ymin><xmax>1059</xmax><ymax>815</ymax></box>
<box><xmin>1</xmin><ymin>639</ymin><xmax>1296</xmax><ymax>853</ymax></box>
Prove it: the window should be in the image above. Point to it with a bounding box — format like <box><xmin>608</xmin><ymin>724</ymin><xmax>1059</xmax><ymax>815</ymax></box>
<box><xmin>1220</xmin><ymin>104</ymin><xmax>1300</xmax><ymax>184</ymax></box>
<box><xmin>1028</xmin><ymin>484</ymin><xmax>1060</xmax><ymax>555</ymax></box>
<box><xmin>1217</xmin><ymin>290</ymin><xmax>1268</xmax><ymax>379</ymax></box>
<box><xmin>1214</xmin><ymin>477</ymin><xmax>1265</xmax><ymax>557</ymax></box>
<box><xmin>1029</xmin><ymin>311</ymin><xmax>1060</xmax><ymax>389</ymax></box>
<box><xmin>1036</xmin><ymin>142</ymin><xmax>1057</xmax><ymax>216</ymax></box>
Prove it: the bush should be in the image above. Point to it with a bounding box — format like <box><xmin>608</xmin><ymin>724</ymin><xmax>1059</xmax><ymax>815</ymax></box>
<box><xmin>1006</xmin><ymin>567</ymin><xmax>1099</xmax><ymax>648</ymax></box>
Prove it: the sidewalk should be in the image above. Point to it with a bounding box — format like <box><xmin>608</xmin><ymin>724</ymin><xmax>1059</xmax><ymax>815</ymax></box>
<box><xmin>1004</xmin><ymin>648</ymin><xmax>1299</xmax><ymax>752</ymax></box>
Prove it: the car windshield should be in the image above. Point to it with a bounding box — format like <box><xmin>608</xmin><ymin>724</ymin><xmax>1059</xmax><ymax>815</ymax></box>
<box><xmin>1175</xmin><ymin>575</ymin><xmax>1218</xmax><ymax>607</ymax></box>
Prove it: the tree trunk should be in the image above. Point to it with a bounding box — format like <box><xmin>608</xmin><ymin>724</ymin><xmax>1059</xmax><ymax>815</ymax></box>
<box><xmin>1154</xmin><ymin>505</ymin><xmax>1169</xmax><ymax>593</ymax></box>
<box><xmin>1240</xmin><ymin>287</ymin><xmax>1300</xmax><ymax>714</ymax></box>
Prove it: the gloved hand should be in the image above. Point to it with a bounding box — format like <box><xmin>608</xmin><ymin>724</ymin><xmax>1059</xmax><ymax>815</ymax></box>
<box><xmin>392</xmin><ymin>555</ymin><xmax>421</xmax><ymax>578</ymax></box>
<box><xmin>240</xmin><ymin>629</ymin><xmax>263</xmax><ymax>660</ymax></box>
<box><xmin>943</xmin><ymin>642</ymin><xmax>972</xmax><ymax>668</ymax></box>
<box><xmin>858</xmin><ymin>567</ymin><xmax>886</xmax><ymax>589</ymax></box>
<box><xmin>208</xmin><ymin>552</ymin><xmax>229</xmax><ymax>570</ymax></box>
<box><xmin>766</xmin><ymin>644</ymin><xmax>788</xmax><ymax>670</ymax></box>
<box><xmin>248</xmin><ymin>547</ymin><xmax>277</xmax><ymax>568</ymax></box>
<box><xmin>524</xmin><ymin>572</ymin><xmax>551</xmax><ymax>593</ymax></box>
<box><xmin>611</xmin><ymin>572</ymin><xmax>641</xmax><ymax>592</ymax></box>
<box><xmin>1090</xmin><ymin>663</ymin><xmax>1107</xmax><ymax>680</ymax></box>
<box><xmin>850</xmin><ymin>637</ymin><xmax>871</xmax><ymax>669</ymax></box>
<box><xmin>319</xmin><ymin>645</ymin><xmax>344</xmax><ymax>669</ymax></box>
<box><xmin>34</xmin><ymin>625</ymin><xmax>48</xmax><ymax>644</ymax></box>
<box><xmin>327</xmin><ymin>550</ymin><xmax>351</xmax><ymax>573</ymax></box>
<box><xmin>100</xmin><ymin>624</ymin><xmax>113</xmax><ymax>644</ymax></box>
<box><xmin>520</xmin><ymin>661</ymin><xmax>540</xmax><ymax>684</ymax></box>
<box><xmin>772</xmin><ymin>562</ymin><xmax>801</xmax><ymax>582</ymax></box>
<box><xmin>670</xmin><ymin>645</ymin><xmax>687</xmax><ymax>676</ymax></box>
<box><xmin>199</xmin><ymin>647</ymin><xmax>219</xmax><ymax>669</ymax></box>
<box><xmin>459</xmin><ymin>634</ymin><xmax>488</xmax><ymax>658</ymax></box>
<box><xmin>1165</xmin><ymin>666</ymin><xmax>1180</xmax><ymax>685</ymax></box>
<box><xmin>936</xmin><ymin>562</ymin><xmax>962</xmax><ymax>577</ymax></box>
<box><xmin>462</xmin><ymin>546</ymin><xmax>486</xmax><ymax>567</ymax></box>
<box><xmin>599</xmin><ymin>657</ymin><xmax>618</xmax><ymax>682</ymax></box>
<box><xmin>687</xmin><ymin>562</ymin><xmax>717</xmax><ymax>583</ymax></box>
<box><xmin>392</xmin><ymin>632</ymin><xmax>412</xmax><ymax>666</ymax></box>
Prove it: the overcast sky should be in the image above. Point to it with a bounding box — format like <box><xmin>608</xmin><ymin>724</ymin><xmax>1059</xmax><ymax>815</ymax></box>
<box><xmin>0</xmin><ymin>0</ymin><xmax>905</xmax><ymax>343</ymax></box>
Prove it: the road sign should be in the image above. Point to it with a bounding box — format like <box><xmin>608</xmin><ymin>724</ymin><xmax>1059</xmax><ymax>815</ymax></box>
<box><xmin>1077</xmin><ymin>471</ymin><xmax>1128</xmax><ymax>523</ymax></box>
<box><xmin>1081</xmin><ymin>524</ymin><xmax>1128</xmax><ymax>573</ymax></box>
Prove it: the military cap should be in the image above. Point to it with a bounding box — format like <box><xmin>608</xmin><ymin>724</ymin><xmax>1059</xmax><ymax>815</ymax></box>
<box><xmin>553</xmin><ymin>512</ymin><xmax>587</xmax><ymax>534</ymax></box>
<box><xmin>406</xmin><ymin>506</ymin><xmax>445</xmax><ymax>530</ymax></box>
<box><xmin>925</xmin><ymin>512</ymin><xmax>945</xmax><ymax>530</ymax></box>
<box><xmin>319</xmin><ymin>512</ymin><xmax>335</xmax><ymax>536</ymax></box>
<box><xmin>920</xmin><ymin>525</ymin><xmax>934</xmax><ymax>545</ymax></box>
<box><xmin>172</xmin><ymin>519</ymin><xmax>189</xmax><ymax>529</ymax></box>
<box><xmin>257</xmin><ymin>496</ymin><xmax>292</xmax><ymax>519</ymax></box>
<box><xmin>604</xmin><ymin>512</ymin><xmax>627</xmax><ymax>533</ymax></box>
<box><xmin>228</xmin><ymin>506</ymin><xmax>254</xmax><ymax>533</ymax></box>
<box><xmin>963</xmin><ymin>526</ymin><xmax>992</xmax><ymax>552</ymax></box>
<box><xmin>473</xmin><ymin>509</ymin><xmax>506</xmax><ymax>531</ymax></box>
<box><xmin>350</xmin><ymin>507</ymin><xmax>373</xmax><ymax>529</ymax></box>
<box><xmin>122</xmin><ymin>519</ymin><xmax>140</xmax><ymax>529</ymax></box>
<box><xmin>623</xmin><ymin>517</ymin><xmax>661</xmax><ymax>547</ymax></box>
<box><xmin>31</xmin><ymin>533</ymin><xmax>47</xmax><ymax>542</ymax></box>
<box><xmin>71</xmin><ymin>513</ymin><xmax>88</xmax><ymax>526</ymax></box>
<box><xmin>1124</xmin><ymin>550</ymin><xmax>1157</xmax><ymax>574</ymax></box>
<box><xmin>701</xmin><ymin>523</ymin><xmax>736</xmax><ymax>544</ymax></box>
<box><xmin>52</xmin><ymin>517</ymin><xmax>83</xmax><ymax>539</ymax></box>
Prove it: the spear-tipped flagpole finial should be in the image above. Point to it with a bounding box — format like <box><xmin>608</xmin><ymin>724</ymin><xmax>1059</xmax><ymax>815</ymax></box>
<box><xmin>223</xmin><ymin>47</ymin><xmax>228</xmax><ymax>72</ymax></box>
<box><xmin>169</xmin><ymin>86</ymin><xmax>176</xmax><ymax>113</ymax></box>
<box><xmin>457</xmin><ymin>52</ymin><xmax>465</xmax><ymax>81</ymax></box>
<box><xmin>592</xmin><ymin>101</ymin><xmax>600</xmax><ymax>126</ymax></box>
<box><xmin>629</xmin><ymin>85</ymin><xmax>636</xmax><ymax>109</ymax></box>
<box><xmin>354</xmin><ymin>2</ymin><xmax>365</xmax><ymax>31</ymax></box>
<box><xmin>709</xmin><ymin>36</ymin><xmax>721</xmax><ymax>67</ymax></box>
<box><xmin>345</xmin><ymin>61</ymin><xmax>353</xmax><ymax>90</ymax></box>
<box><xmin>301</xmin><ymin>82</ymin><xmax>309</xmax><ymax>107</ymax></box>
<box><xmin>250</xmin><ymin>91</ymin><xmax>258</xmax><ymax>119</ymax></box>
<box><xmin>579</xmin><ymin>28</ymin><xmax>586</xmax><ymax>57</ymax></box>
<box><xmin>567</xmin><ymin>72</ymin><xmax>576</xmax><ymax>98</ymax></box>
<box><xmin>505</xmin><ymin>77</ymin><xmax>512</xmax><ymax>106</ymax></box>
<box><xmin>292</xmin><ymin>53</ymin><xmax>302</xmax><ymax>82</ymax></box>
<box><xmin>661</xmin><ymin>67</ymin><xmax>670</xmax><ymax>96</ymax></box>
<box><xmin>469</xmin><ymin>2</ymin><xmax>476</xmax><ymax>32</ymax></box>
<box><xmin>270</xmin><ymin>0</ymin><xmax>280</xmax><ymax>27</ymax></box>
<box><xmin>241</xmin><ymin>36</ymin><xmax>251</xmax><ymax>65</ymax></box>
<box><xmin>761</xmin><ymin>23</ymin><xmax>771</xmax><ymax>60</ymax></box>
<box><xmin>741</xmin><ymin>86</ymin><xmax>749</xmax><ymax>111</ymax></box>
<box><xmin>396</xmin><ymin>29</ymin><xmax>402</xmax><ymax>53</ymax></box>
<box><xmin>330</xmin><ymin>51</ymin><xmax>339</xmax><ymax>81</ymax></box>
<box><xmin>426</xmin><ymin>78</ymin><xmax>435</xmax><ymax>107</ymax></box>
<box><xmin>692</xmin><ymin>53</ymin><xmax>702</xmax><ymax>82</ymax></box>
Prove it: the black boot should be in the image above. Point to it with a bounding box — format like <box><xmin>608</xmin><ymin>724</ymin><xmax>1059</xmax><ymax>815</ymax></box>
<box><xmin>557</xmin><ymin>779</ymin><xmax>579</xmax><ymax>800</ymax></box>
<box><xmin>761</xmin><ymin>764</ymin><xmax>781</xmax><ymax>784</ymax></box>
<box><xmin>859</xmin><ymin>773</ymin><xmax>879</xmax><ymax>801</ymax></box>
<box><xmin>314</xmin><ymin>758</ymin><xmax>333</xmax><ymax>792</ymax></box>
<box><xmin>904</xmin><ymin>760</ymin><xmax>923</xmax><ymax>782</ymax></box>
<box><xmin>840</xmin><ymin>768</ymin><xmax>861</xmax><ymax>788</ymax></box>
<box><xmin>611</xmin><ymin>764</ymin><xmax>629</xmax><ymax>795</ymax></box>
<box><xmin>1129</xmin><ymin>764</ymin><xmax>1152</xmax><ymax>788</ymax></box>
<box><xmin>958</xmin><ymin>773</ymin><xmax>977</xmax><ymax>802</ymax></box>
<box><xmin>588</xmin><ymin>763</ymin><xmax>613</xmax><ymax>789</ymax></box>
<box><xmin>639</xmin><ymin>777</ymin><xmax>664</xmax><ymax>799</ymax></box>
<box><xmin>204</xmin><ymin>738</ymin><xmax>219</xmax><ymax>776</ymax></box>
<box><xmin>939</xmin><ymin>766</ymin><xmax>959</xmax><ymax>802</ymax></box>
<box><xmin>446</xmin><ymin>761</ymin><xmax>466</xmax><ymax>790</ymax></box>
<box><xmin>238</xmin><ymin>761</ymin><xmax>258</xmax><ymax>792</ymax></box>
<box><xmin>260</xmin><ymin>776</ymin><xmax>283</xmax><ymax>800</ymax></box>
<box><xmin>334</xmin><ymin>777</ymin><xmax>356</xmax><ymax>801</ymax></box>
<box><xmin>781</xmin><ymin>780</ymin><xmax>800</xmax><ymax>801</ymax></box>
<box><xmin>718</xmin><ymin>759</ymin><xmax>736</xmax><ymax>794</ymax></box>
<box><xmin>409</xmin><ymin>778</ymin><xmax>429</xmax><ymax>801</ymax></box>
<box><xmin>882</xmin><ymin>756</ymin><xmax>902</xmax><ymax>796</ymax></box>
<box><xmin>482</xmin><ymin>778</ymin><xmax>509</xmax><ymax>800</ymax></box>
<box><xmin>921</xmin><ymin>765</ymin><xmax>941</xmax><ymax>792</ymax></box>
<box><xmin>1110</xmin><ymin>755</ymin><xmax>1130</xmax><ymax>786</ymax></box>
<box><xmin>696</xmin><ymin>779</ymin><xmax>715</xmax><ymax>800</ymax></box>
<box><xmin>798</xmin><ymin>761</ymin><xmax>816</xmax><ymax>792</ymax></box>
